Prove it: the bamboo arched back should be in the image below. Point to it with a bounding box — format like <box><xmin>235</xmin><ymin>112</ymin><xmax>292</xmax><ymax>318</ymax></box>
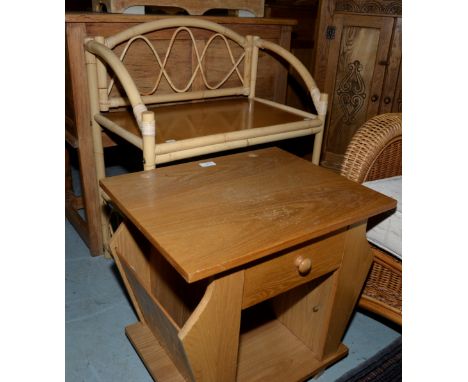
<box><xmin>84</xmin><ymin>17</ymin><xmax>328</xmax><ymax>253</ymax></box>
<box><xmin>85</xmin><ymin>20</ymin><xmax>328</xmax><ymax>167</ymax></box>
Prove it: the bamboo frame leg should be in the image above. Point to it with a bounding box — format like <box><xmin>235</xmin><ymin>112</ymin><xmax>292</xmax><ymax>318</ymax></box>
<box><xmin>248</xmin><ymin>36</ymin><xmax>259</xmax><ymax>100</ymax></box>
<box><xmin>141</xmin><ymin>111</ymin><xmax>156</xmax><ymax>171</ymax></box>
<box><xmin>312</xmin><ymin>129</ymin><xmax>324</xmax><ymax>165</ymax></box>
<box><xmin>312</xmin><ymin>93</ymin><xmax>328</xmax><ymax>165</ymax></box>
<box><xmin>243</xmin><ymin>36</ymin><xmax>253</xmax><ymax>96</ymax></box>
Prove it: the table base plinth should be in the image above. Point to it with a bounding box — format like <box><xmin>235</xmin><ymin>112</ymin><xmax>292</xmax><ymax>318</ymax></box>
<box><xmin>126</xmin><ymin>321</ymin><xmax>348</xmax><ymax>382</ymax></box>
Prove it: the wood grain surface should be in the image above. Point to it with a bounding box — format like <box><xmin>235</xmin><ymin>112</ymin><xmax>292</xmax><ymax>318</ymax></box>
<box><xmin>325</xmin><ymin>15</ymin><xmax>393</xmax><ymax>155</ymax></box>
<box><xmin>237</xmin><ymin>317</ymin><xmax>348</xmax><ymax>381</ymax></box>
<box><xmin>92</xmin><ymin>0</ymin><xmax>266</xmax><ymax>16</ymax></box>
<box><xmin>66</xmin><ymin>22</ymin><xmax>104</xmax><ymax>256</ymax></box>
<box><xmin>120</xmin><ymin>254</ymin><xmax>196</xmax><ymax>380</ymax></box>
<box><xmin>103</xmin><ymin>97</ymin><xmax>307</xmax><ymax>144</ymax></box>
<box><xmin>180</xmin><ymin>271</ymin><xmax>244</xmax><ymax>381</ymax></box>
<box><xmin>126</xmin><ymin>322</ymin><xmax>186</xmax><ymax>382</ymax></box>
<box><xmin>379</xmin><ymin>17</ymin><xmax>402</xmax><ymax>114</ymax></box>
<box><xmin>65</xmin><ymin>13</ymin><xmax>296</xmax><ymax>26</ymax></box>
<box><xmin>126</xmin><ymin>319</ymin><xmax>348</xmax><ymax>382</ymax></box>
<box><xmin>242</xmin><ymin>229</ymin><xmax>345</xmax><ymax>308</ymax></box>
<box><xmin>101</xmin><ymin>147</ymin><xmax>395</xmax><ymax>282</ymax></box>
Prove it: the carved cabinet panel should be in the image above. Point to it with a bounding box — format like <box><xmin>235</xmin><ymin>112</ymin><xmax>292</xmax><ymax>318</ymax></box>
<box><xmin>319</xmin><ymin>13</ymin><xmax>401</xmax><ymax>170</ymax></box>
<box><xmin>379</xmin><ymin>17</ymin><xmax>402</xmax><ymax>114</ymax></box>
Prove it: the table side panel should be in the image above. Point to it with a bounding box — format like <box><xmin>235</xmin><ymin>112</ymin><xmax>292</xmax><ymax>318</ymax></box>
<box><xmin>118</xmin><ymin>255</ymin><xmax>196</xmax><ymax>381</ymax></box>
<box><xmin>180</xmin><ymin>271</ymin><xmax>244</xmax><ymax>382</ymax></box>
<box><xmin>126</xmin><ymin>322</ymin><xmax>186</xmax><ymax>382</ymax></box>
<box><xmin>322</xmin><ymin>221</ymin><xmax>374</xmax><ymax>358</ymax></box>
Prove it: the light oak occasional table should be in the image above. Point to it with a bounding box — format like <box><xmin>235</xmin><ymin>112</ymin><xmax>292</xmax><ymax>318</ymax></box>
<box><xmin>100</xmin><ymin>147</ymin><xmax>396</xmax><ymax>382</ymax></box>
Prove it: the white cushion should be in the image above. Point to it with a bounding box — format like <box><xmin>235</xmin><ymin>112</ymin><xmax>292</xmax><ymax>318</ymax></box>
<box><xmin>363</xmin><ymin>176</ymin><xmax>402</xmax><ymax>260</ymax></box>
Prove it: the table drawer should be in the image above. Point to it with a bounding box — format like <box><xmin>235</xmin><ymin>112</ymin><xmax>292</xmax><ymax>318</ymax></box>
<box><xmin>242</xmin><ymin>230</ymin><xmax>346</xmax><ymax>308</ymax></box>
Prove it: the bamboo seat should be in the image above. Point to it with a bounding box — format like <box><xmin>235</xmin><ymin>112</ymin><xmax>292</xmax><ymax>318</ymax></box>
<box><xmin>84</xmin><ymin>17</ymin><xmax>328</xmax><ymax>252</ymax></box>
<box><xmin>340</xmin><ymin>113</ymin><xmax>402</xmax><ymax>325</ymax></box>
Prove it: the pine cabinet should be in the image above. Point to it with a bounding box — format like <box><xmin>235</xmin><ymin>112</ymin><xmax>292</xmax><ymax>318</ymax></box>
<box><xmin>314</xmin><ymin>0</ymin><xmax>402</xmax><ymax>170</ymax></box>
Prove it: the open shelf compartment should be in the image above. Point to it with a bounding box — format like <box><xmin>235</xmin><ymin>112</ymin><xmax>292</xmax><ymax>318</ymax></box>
<box><xmin>110</xmin><ymin>221</ymin><xmax>349</xmax><ymax>381</ymax></box>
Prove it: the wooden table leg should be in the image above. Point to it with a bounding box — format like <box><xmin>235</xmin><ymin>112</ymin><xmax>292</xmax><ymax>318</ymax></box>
<box><xmin>65</xmin><ymin>144</ymin><xmax>89</xmax><ymax>244</ymax></box>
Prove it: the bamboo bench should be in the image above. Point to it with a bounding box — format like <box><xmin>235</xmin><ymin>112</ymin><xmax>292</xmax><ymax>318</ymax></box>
<box><xmin>84</xmin><ymin>17</ymin><xmax>328</xmax><ymax>250</ymax></box>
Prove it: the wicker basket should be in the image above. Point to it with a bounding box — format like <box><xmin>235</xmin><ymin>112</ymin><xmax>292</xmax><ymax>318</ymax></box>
<box><xmin>340</xmin><ymin>113</ymin><xmax>402</xmax><ymax>325</ymax></box>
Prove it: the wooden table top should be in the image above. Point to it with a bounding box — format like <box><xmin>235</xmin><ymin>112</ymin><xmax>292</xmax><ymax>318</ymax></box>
<box><xmin>104</xmin><ymin>98</ymin><xmax>308</xmax><ymax>143</ymax></box>
<box><xmin>101</xmin><ymin>148</ymin><xmax>396</xmax><ymax>282</ymax></box>
<box><xmin>65</xmin><ymin>12</ymin><xmax>297</xmax><ymax>26</ymax></box>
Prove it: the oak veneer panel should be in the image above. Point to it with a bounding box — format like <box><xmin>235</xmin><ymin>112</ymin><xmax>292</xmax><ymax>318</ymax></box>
<box><xmin>126</xmin><ymin>319</ymin><xmax>347</xmax><ymax>382</ymax></box>
<box><xmin>180</xmin><ymin>271</ymin><xmax>244</xmax><ymax>381</ymax></box>
<box><xmin>110</xmin><ymin>223</ymin><xmax>152</xmax><ymax>288</ymax></box>
<box><xmin>149</xmin><ymin>248</ymin><xmax>208</xmax><ymax>328</ymax></box>
<box><xmin>322</xmin><ymin>222</ymin><xmax>374</xmax><ymax>357</ymax></box>
<box><xmin>119</xmin><ymin>255</ymin><xmax>196</xmax><ymax>381</ymax></box>
<box><xmin>236</xmin><ymin>318</ymin><xmax>348</xmax><ymax>382</ymax></box>
<box><xmin>268</xmin><ymin>224</ymin><xmax>374</xmax><ymax>361</ymax></box>
<box><xmin>126</xmin><ymin>322</ymin><xmax>186</xmax><ymax>382</ymax></box>
<box><xmin>109</xmin><ymin>223</ymin><xmax>153</xmax><ymax>322</ymax></box>
<box><xmin>101</xmin><ymin>148</ymin><xmax>395</xmax><ymax>282</ymax></box>
<box><xmin>272</xmin><ymin>273</ymin><xmax>337</xmax><ymax>359</ymax></box>
<box><xmin>92</xmin><ymin>0</ymin><xmax>266</xmax><ymax>16</ymax></box>
<box><xmin>103</xmin><ymin>98</ymin><xmax>306</xmax><ymax>144</ymax></box>
<box><xmin>242</xmin><ymin>229</ymin><xmax>345</xmax><ymax>308</ymax></box>
<box><xmin>65</xmin><ymin>13</ymin><xmax>297</xmax><ymax>26</ymax></box>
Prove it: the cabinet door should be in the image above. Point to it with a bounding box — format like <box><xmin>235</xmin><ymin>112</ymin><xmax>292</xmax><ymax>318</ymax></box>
<box><xmin>322</xmin><ymin>14</ymin><xmax>394</xmax><ymax>169</ymax></box>
<box><xmin>380</xmin><ymin>17</ymin><xmax>402</xmax><ymax>114</ymax></box>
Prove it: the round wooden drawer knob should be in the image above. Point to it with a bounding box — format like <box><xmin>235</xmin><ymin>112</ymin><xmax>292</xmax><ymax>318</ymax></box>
<box><xmin>295</xmin><ymin>256</ymin><xmax>312</xmax><ymax>275</ymax></box>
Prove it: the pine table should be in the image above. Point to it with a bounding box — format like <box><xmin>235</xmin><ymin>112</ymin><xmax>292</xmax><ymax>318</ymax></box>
<box><xmin>100</xmin><ymin>147</ymin><xmax>396</xmax><ymax>381</ymax></box>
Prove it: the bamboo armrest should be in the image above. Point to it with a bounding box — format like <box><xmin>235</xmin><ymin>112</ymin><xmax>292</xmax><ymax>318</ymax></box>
<box><xmin>98</xmin><ymin>97</ymin><xmax>318</xmax><ymax>144</ymax></box>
